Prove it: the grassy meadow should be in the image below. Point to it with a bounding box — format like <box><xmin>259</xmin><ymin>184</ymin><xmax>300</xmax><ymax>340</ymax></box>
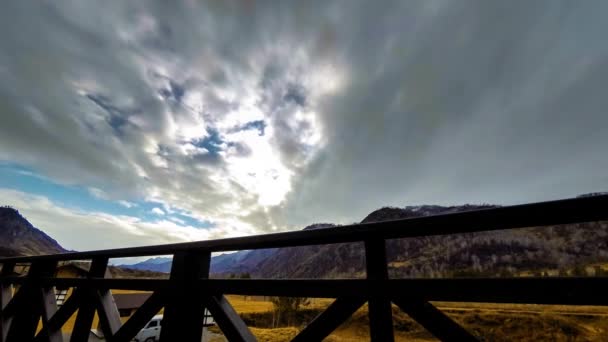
<box><xmin>222</xmin><ymin>296</ymin><xmax>608</xmax><ymax>341</ymax></box>
<box><xmin>35</xmin><ymin>291</ymin><xmax>608</xmax><ymax>341</ymax></box>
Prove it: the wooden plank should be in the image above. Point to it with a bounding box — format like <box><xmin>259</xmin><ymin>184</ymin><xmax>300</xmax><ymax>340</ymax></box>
<box><xmin>38</xmin><ymin>284</ymin><xmax>63</xmax><ymax>342</ymax></box>
<box><xmin>393</xmin><ymin>299</ymin><xmax>477</xmax><ymax>342</ymax></box>
<box><xmin>0</xmin><ymin>195</ymin><xmax>607</xmax><ymax>262</ymax></box>
<box><xmin>365</xmin><ymin>238</ymin><xmax>394</xmax><ymax>342</ymax></box>
<box><xmin>385</xmin><ymin>277</ymin><xmax>608</xmax><ymax>306</ymax></box>
<box><xmin>35</xmin><ymin>292</ymin><xmax>80</xmax><ymax>342</ymax></box>
<box><xmin>0</xmin><ymin>262</ymin><xmax>15</xmax><ymax>309</ymax></box>
<box><xmin>93</xmin><ymin>289</ymin><xmax>122</xmax><ymax>339</ymax></box>
<box><xmin>4</xmin><ymin>276</ymin><xmax>602</xmax><ymax>307</ymax></box>
<box><xmin>6</xmin><ymin>261</ymin><xmax>57</xmax><ymax>342</ymax></box>
<box><xmin>0</xmin><ymin>262</ymin><xmax>15</xmax><ymax>342</ymax></box>
<box><xmin>205</xmin><ymin>295</ymin><xmax>255</xmax><ymax>342</ymax></box>
<box><xmin>0</xmin><ymin>277</ymin><xmax>168</xmax><ymax>292</ymax></box>
<box><xmin>5</xmin><ymin>284</ymin><xmax>38</xmax><ymax>341</ymax></box>
<box><xmin>292</xmin><ymin>297</ymin><xmax>366</xmax><ymax>342</ymax></box>
<box><xmin>70</xmin><ymin>258</ymin><xmax>108</xmax><ymax>342</ymax></box>
<box><xmin>111</xmin><ymin>291</ymin><xmax>165</xmax><ymax>342</ymax></box>
<box><xmin>12</xmin><ymin>274</ymin><xmax>605</xmax><ymax>306</ymax></box>
<box><xmin>0</xmin><ymin>284</ymin><xmax>26</xmax><ymax>323</ymax></box>
<box><xmin>159</xmin><ymin>251</ymin><xmax>210</xmax><ymax>341</ymax></box>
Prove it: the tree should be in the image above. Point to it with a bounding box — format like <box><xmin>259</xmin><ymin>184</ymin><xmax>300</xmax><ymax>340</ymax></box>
<box><xmin>594</xmin><ymin>266</ymin><xmax>605</xmax><ymax>277</ymax></box>
<box><xmin>270</xmin><ymin>297</ymin><xmax>310</xmax><ymax>327</ymax></box>
<box><xmin>571</xmin><ymin>264</ymin><xmax>588</xmax><ymax>277</ymax></box>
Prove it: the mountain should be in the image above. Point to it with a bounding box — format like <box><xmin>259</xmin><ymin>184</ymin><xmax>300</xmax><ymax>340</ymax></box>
<box><xmin>252</xmin><ymin>203</ymin><xmax>608</xmax><ymax>279</ymax></box>
<box><xmin>0</xmin><ymin>206</ymin><xmax>67</xmax><ymax>257</ymax></box>
<box><xmin>210</xmin><ymin>249</ymin><xmax>277</xmax><ymax>275</ymax></box>
<box><xmin>3</xmin><ymin>190</ymin><xmax>606</xmax><ymax>277</ymax></box>
<box><xmin>111</xmin><ymin>196</ymin><xmax>608</xmax><ymax>279</ymax></box>
<box><xmin>119</xmin><ymin>249</ymin><xmax>278</xmax><ymax>275</ymax></box>
<box><xmin>254</xmin><ymin>205</ymin><xmax>497</xmax><ymax>279</ymax></box>
<box><xmin>119</xmin><ymin>257</ymin><xmax>173</xmax><ymax>273</ymax></box>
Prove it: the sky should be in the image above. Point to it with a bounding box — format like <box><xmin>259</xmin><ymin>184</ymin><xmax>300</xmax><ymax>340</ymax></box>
<box><xmin>1</xmin><ymin>1</ymin><xmax>607</xmax><ymax>252</ymax></box>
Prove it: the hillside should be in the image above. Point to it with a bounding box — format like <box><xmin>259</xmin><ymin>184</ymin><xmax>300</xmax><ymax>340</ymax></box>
<box><xmin>240</xmin><ymin>203</ymin><xmax>608</xmax><ymax>279</ymax></box>
<box><xmin>255</xmin><ymin>205</ymin><xmax>496</xmax><ymax>278</ymax></box>
<box><xmin>119</xmin><ymin>249</ymin><xmax>278</xmax><ymax>275</ymax></box>
<box><xmin>119</xmin><ymin>256</ymin><xmax>173</xmax><ymax>273</ymax></box>
<box><xmin>252</xmin><ymin>204</ymin><xmax>608</xmax><ymax>279</ymax></box>
<box><xmin>125</xmin><ymin>200</ymin><xmax>608</xmax><ymax>279</ymax></box>
<box><xmin>0</xmin><ymin>206</ymin><xmax>67</xmax><ymax>257</ymax></box>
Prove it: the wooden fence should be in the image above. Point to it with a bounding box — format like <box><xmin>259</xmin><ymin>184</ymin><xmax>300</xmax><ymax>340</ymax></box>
<box><xmin>1</xmin><ymin>195</ymin><xmax>607</xmax><ymax>341</ymax></box>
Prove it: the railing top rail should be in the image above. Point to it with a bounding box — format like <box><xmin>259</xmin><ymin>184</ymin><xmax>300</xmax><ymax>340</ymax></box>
<box><xmin>0</xmin><ymin>195</ymin><xmax>606</xmax><ymax>263</ymax></box>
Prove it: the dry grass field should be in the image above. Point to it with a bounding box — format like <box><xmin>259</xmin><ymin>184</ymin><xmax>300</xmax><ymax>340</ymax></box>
<box><xmin>223</xmin><ymin>296</ymin><xmax>608</xmax><ymax>341</ymax></box>
<box><xmin>34</xmin><ymin>291</ymin><xmax>608</xmax><ymax>341</ymax></box>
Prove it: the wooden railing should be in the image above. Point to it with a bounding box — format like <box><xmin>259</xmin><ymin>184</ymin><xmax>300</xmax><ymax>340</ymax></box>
<box><xmin>1</xmin><ymin>195</ymin><xmax>607</xmax><ymax>341</ymax></box>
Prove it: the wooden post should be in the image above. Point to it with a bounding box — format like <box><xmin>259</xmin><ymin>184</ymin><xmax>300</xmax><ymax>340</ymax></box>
<box><xmin>365</xmin><ymin>238</ymin><xmax>394</xmax><ymax>342</ymax></box>
<box><xmin>35</xmin><ymin>292</ymin><xmax>81</xmax><ymax>342</ymax></box>
<box><xmin>160</xmin><ymin>251</ymin><xmax>210</xmax><ymax>341</ymax></box>
<box><xmin>94</xmin><ymin>285</ymin><xmax>122</xmax><ymax>339</ymax></box>
<box><xmin>39</xmin><ymin>271</ymin><xmax>63</xmax><ymax>342</ymax></box>
<box><xmin>0</xmin><ymin>262</ymin><xmax>15</xmax><ymax>342</ymax></box>
<box><xmin>71</xmin><ymin>258</ymin><xmax>108</xmax><ymax>342</ymax></box>
<box><xmin>6</xmin><ymin>261</ymin><xmax>57</xmax><ymax>342</ymax></box>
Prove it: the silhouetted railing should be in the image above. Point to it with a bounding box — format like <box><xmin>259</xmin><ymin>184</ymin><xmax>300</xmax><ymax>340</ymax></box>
<box><xmin>1</xmin><ymin>195</ymin><xmax>608</xmax><ymax>341</ymax></box>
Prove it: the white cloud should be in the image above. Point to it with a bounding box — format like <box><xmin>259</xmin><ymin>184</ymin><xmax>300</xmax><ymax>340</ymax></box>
<box><xmin>88</xmin><ymin>187</ymin><xmax>109</xmax><ymax>200</ymax></box>
<box><xmin>0</xmin><ymin>0</ymin><xmax>607</xmax><ymax>243</ymax></box>
<box><xmin>117</xmin><ymin>200</ymin><xmax>136</xmax><ymax>208</ymax></box>
<box><xmin>150</xmin><ymin>207</ymin><xmax>165</xmax><ymax>215</ymax></box>
<box><xmin>0</xmin><ymin>188</ymin><xmax>247</xmax><ymax>251</ymax></box>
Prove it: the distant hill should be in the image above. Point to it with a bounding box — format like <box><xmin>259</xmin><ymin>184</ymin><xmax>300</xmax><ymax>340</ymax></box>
<box><xmin>5</xmin><ymin>193</ymin><xmax>607</xmax><ymax>280</ymax></box>
<box><xmin>251</xmin><ymin>203</ymin><xmax>608</xmax><ymax>279</ymax></box>
<box><xmin>0</xmin><ymin>206</ymin><xmax>67</xmax><ymax>257</ymax></box>
<box><xmin>119</xmin><ymin>256</ymin><xmax>173</xmax><ymax>273</ymax></box>
<box><xmin>122</xmin><ymin>201</ymin><xmax>608</xmax><ymax>278</ymax></box>
<box><xmin>254</xmin><ymin>205</ymin><xmax>500</xmax><ymax>278</ymax></box>
<box><xmin>119</xmin><ymin>249</ymin><xmax>278</xmax><ymax>275</ymax></box>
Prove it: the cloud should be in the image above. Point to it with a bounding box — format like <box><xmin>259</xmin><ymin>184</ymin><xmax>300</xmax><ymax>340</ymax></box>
<box><xmin>118</xmin><ymin>200</ymin><xmax>136</xmax><ymax>208</ymax></box>
<box><xmin>88</xmin><ymin>187</ymin><xmax>109</xmax><ymax>200</ymax></box>
<box><xmin>150</xmin><ymin>207</ymin><xmax>165</xmax><ymax>215</ymax></box>
<box><xmin>0</xmin><ymin>189</ymin><xmax>217</xmax><ymax>251</ymax></box>
<box><xmin>0</xmin><ymin>0</ymin><xmax>607</xmax><ymax>244</ymax></box>
<box><xmin>230</xmin><ymin>120</ymin><xmax>266</xmax><ymax>137</ymax></box>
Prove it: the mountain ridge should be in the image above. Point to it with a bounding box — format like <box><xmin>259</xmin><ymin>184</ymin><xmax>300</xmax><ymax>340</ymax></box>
<box><xmin>3</xmin><ymin>194</ymin><xmax>607</xmax><ymax>279</ymax></box>
<box><xmin>0</xmin><ymin>206</ymin><xmax>67</xmax><ymax>256</ymax></box>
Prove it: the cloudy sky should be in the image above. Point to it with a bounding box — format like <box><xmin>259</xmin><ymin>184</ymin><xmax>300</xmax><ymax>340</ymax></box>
<box><xmin>1</xmin><ymin>1</ymin><xmax>607</xmax><ymax>252</ymax></box>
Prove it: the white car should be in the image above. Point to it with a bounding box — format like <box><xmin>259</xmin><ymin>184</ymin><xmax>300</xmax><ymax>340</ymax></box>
<box><xmin>134</xmin><ymin>312</ymin><xmax>215</xmax><ymax>342</ymax></box>
<box><xmin>134</xmin><ymin>315</ymin><xmax>162</xmax><ymax>342</ymax></box>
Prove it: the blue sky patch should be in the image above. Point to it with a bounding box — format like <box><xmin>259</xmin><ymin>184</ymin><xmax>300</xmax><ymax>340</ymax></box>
<box><xmin>0</xmin><ymin>163</ymin><xmax>211</xmax><ymax>229</ymax></box>
<box><xmin>192</xmin><ymin>128</ymin><xmax>224</xmax><ymax>155</ymax></box>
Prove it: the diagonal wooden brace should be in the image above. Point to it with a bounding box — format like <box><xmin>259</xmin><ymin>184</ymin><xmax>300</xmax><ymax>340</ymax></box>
<box><xmin>393</xmin><ymin>298</ymin><xmax>477</xmax><ymax>342</ymax></box>
<box><xmin>292</xmin><ymin>296</ymin><xmax>366</xmax><ymax>342</ymax></box>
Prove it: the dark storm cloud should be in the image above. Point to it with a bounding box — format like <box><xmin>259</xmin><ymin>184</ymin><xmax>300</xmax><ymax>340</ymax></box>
<box><xmin>0</xmin><ymin>0</ymin><xmax>607</xmax><ymax>234</ymax></box>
